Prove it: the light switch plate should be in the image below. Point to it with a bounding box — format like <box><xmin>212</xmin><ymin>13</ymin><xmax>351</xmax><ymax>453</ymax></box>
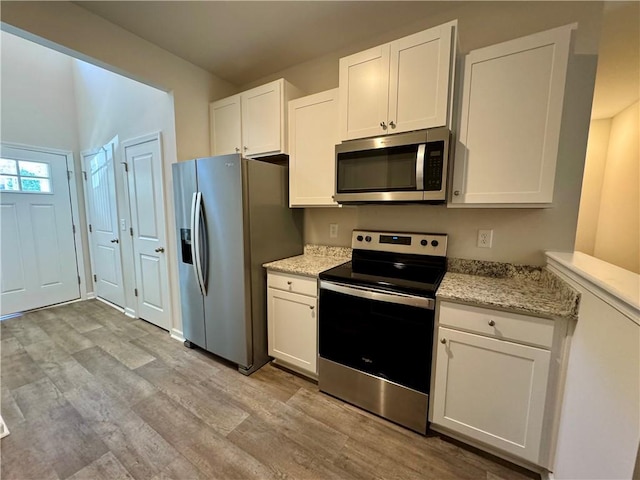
<box><xmin>477</xmin><ymin>229</ymin><xmax>493</xmax><ymax>248</ymax></box>
<box><xmin>329</xmin><ymin>223</ymin><xmax>338</xmax><ymax>239</ymax></box>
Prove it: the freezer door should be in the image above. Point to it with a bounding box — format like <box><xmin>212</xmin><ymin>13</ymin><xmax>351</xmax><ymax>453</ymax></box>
<box><xmin>197</xmin><ymin>155</ymin><xmax>251</xmax><ymax>367</ymax></box>
<box><xmin>172</xmin><ymin>160</ymin><xmax>206</xmax><ymax>347</ymax></box>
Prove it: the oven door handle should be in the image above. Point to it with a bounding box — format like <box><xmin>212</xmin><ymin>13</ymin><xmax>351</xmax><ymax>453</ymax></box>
<box><xmin>319</xmin><ymin>281</ymin><xmax>435</xmax><ymax>310</ymax></box>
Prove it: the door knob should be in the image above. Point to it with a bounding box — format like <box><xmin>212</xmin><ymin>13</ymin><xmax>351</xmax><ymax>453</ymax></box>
<box><xmin>454</xmin><ymin>191</ymin><xmax>460</xmax><ymax>196</ymax></box>
<box><xmin>155</xmin><ymin>247</ymin><xmax>165</xmax><ymax>253</ymax></box>
<box><xmin>380</xmin><ymin>121</ymin><xmax>387</xmax><ymax>130</ymax></box>
<box><xmin>235</xmin><ymin>147</ymin><xmax>240</xmax><ymax>153</ymax></box>
<box><xmin>389</xmin><ymin>121</ymin><xmax>396</xmax><ymax>129</ymax></box>
<box><xmin>488</xmin><ymin>320</ymin><xmax>496</xmax><ymax>326</ymax></box>
<box><xmin>309</xmin><ymin>305</ymin><xmax>315</xmax><ymax>310</ymax></box>
<box><xmin>440</xmin><ymin>338</ymin><xmax>446</xmax><ymax>344</ymax></box>
<box><xmin>110</xmin><ymin>238</ymin><xmax>119</xmax><ymax>243</ymax></box>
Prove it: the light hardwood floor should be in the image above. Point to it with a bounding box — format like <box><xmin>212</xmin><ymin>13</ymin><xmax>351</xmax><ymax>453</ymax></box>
<box><xmin>1</xmin><ymin>300</ymin><xmax>538</xmax><ymax>480</ymax></box>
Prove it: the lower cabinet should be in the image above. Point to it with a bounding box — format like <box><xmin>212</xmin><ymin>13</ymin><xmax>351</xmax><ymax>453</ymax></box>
<box><xmin>431</xmin><ymin>301</ymin><xmax>554</xmax><ymax>465</ymax></box>
<box><xmin>267</xmin><ymin>272</ymin><xmax>318</xmax><ymax>377</ymax></box>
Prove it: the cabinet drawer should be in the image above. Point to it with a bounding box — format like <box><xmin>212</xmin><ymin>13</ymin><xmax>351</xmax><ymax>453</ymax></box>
<box><xmin>267</xmin><ymin>272</ymin><xmax>317</xmax><ymax>297</ymax></box>
<box><xmin>438</xmin><ymin>301</ymin><xmax>554</xmax><ymax>349</ymax></box>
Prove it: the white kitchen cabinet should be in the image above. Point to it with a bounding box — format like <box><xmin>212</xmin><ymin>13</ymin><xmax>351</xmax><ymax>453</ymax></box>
<box><xmin>450</xmin><ymin>24</ymin><xmax>575</xmax><ymax>205</ymax></box>
<box><xmin>431</xmin><ymin>301</ymin><xmax>553</xmax><ymax>465</ymax></box>
<box><xmin>288</xmin><ymin>89</ymin><xmax>339</xmax><ymax>207</ymax></box>
<box><xmin>267</xmin><ymin>272</ymin><xmax>318</xmax><ymax>377</ymax></box>
<box><xmin>339</xmin><ymin>20</ymin><xmax>456</xmax><ymax>141</ymax></box>
<box><xmin>209</xmin><ymin>78</ymin><xmax>303</xmax><ymax>158</ymax></box>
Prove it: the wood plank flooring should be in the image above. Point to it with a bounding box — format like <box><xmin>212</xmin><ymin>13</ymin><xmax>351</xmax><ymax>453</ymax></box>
<box><xmin>1</xmin><ymin>300</ymin><xmax>538</xmax><ymax>480</ymax></box>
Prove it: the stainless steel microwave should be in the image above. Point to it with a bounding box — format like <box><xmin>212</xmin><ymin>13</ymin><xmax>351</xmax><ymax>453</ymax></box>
<box><xmin>333</xmin><ymin>127</ymin><xmax>450</xmax><ymax>204</ymax></box>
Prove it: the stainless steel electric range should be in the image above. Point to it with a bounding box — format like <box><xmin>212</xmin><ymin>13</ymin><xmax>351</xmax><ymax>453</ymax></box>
<box><xmin>318</xmin><ymin>229</ymin><xmax>448</xmax><ymax>434</ymax></box>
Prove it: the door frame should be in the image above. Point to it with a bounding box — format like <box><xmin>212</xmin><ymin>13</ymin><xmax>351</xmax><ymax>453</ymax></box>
<box><xmin>1</xmin><ymin>141</ymin><xmax>89</xmax><ymax>301</ymax></box>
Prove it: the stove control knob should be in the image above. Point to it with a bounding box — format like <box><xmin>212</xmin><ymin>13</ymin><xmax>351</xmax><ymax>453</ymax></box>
<box><xmin>365</xmin><ymin>235</ymin><xmax>372</xmax><ymax>242</ymax></box>
<box><xmin>356</xmin><ymin>235</ymin><xmax>363</xmax><ymax>242</ymax></box>
<box><xmin>431</xmin><ymin>240</ymin><xmax>439</xmax><ymax>247</ymax></box>
<box><xmin>420</xmin><ymin>239</ymin><xmax>428</xmax><ymax>246</ymax></box>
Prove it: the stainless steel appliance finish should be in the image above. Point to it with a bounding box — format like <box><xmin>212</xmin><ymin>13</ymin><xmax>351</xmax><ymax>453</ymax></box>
<box><xmin>318</xmin><ymin>230</ymin><xmax>447</xmax><ymax>433</ymax></box>
<box><xmin>333</xmin><ymin>127</ymin><xmax>450</xmax><ymax>204</ymax></box>
<box><xmin>173</xmin><ymin>154</ymin><xmax>303</xmax><ymax>375</ymax></box>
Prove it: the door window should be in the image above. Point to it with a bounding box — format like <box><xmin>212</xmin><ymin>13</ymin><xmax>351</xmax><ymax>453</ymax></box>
<box><xmin>0</xmin><ymin>158</ymin><xmax>52</xmax><ymax>193</ymax></box>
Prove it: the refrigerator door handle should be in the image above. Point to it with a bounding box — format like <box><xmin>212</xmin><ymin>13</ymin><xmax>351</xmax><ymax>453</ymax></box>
<box><xmin>191</xmin><ymin>191</ymin><xmax>207</xmax><ymax>295</ymax></box>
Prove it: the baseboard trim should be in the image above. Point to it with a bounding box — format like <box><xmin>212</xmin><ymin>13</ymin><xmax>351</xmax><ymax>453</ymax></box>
<box><xmin>86</xmin><ymin>292</ymin><xmax>96</xmax><ymax>300</ymax></box>
<box><xmin>170</xmin><ymin>328</ymin><xmax>184</xmax><ymax>342</ymax></box>
<box><xmin>124</xmin><ymin>307</ymin><xmax>136</xmax><ymax>318</ymax></box>
<box><xmin>543</xmin><ymin>471</ymin><xmax>555</xmax><ymax>480</ymax></box>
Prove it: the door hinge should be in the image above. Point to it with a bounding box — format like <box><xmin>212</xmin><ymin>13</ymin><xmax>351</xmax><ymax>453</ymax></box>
<box><xmin>89</xmin><ymin>224</ymin><xmax>92</xmax><ymax>233</ymax></box>
<box><xmin>122</xmin><ymin>162</ymin><xmax>129</xmax><ymax>173</ymax></box>
<box><xmin>93</xmin><ymin>274</ymin><xmax>97</xmax><ymax>282</ymax></box>
<box><xmin>82</xmin><ymin>171</ymin><xmax>87</xmax><ymax>181</ymax></box>
<box><xmin>129</xmin><ymin>227</ymin><xmax>133</xmax><ymax>237</ymax></box>
<box><xmin>67</xmin><ymin>170</ymin><xmax>72</xmax><ymax>181</ymax></box>
<box><xmin>134</xmin><ymin>288</ymin><xmax>138</xmax><ymax>297</ymax></box>
<box><xmin>72</xmin><ymin>224</ymin><xmax>76</xmax><ymax>234</ymax></box>
<box><xmin>78</xmin><ymin>276</ymin><xmax>81</xmax><ymax>285</ymax></box>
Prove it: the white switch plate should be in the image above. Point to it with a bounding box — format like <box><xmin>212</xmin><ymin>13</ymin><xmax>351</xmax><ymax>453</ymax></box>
<box><xmin>477</xmin><ymin>229</ymin><xmax>493</xmax><ymax>248</ymax></box>
<box><xmin>120</xmin><ymin>219</ymin><xmax>126</xmax><ymax>231</ymax></box>
<box><xmin>329</xmin><ymin>223</ymin><xmax>338</xmax><ymax>239</ymax></box>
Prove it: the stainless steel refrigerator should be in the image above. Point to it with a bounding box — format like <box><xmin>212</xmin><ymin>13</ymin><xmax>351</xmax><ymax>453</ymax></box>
<box><xmin>172</xmin><ymin>154</ymin><xmax>303</xmax><ymax>375</ymax></box>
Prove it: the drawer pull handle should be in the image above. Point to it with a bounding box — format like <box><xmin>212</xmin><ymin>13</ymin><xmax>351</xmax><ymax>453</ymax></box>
<box><xmin>488</xmin><ymin>320</ymin><xmax>496</xmax><ymax>327</ymax></box>
<box><xmin>440</xmin><ymin>338</ymin><xmax>446</xmax><ymax>344</ymax></box>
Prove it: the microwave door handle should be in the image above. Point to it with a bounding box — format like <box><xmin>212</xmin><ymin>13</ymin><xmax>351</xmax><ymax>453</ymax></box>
<box><xmin>416</xmin><ymin>144</ymin><xmax>426</xmax><ymax>190</ymax></box>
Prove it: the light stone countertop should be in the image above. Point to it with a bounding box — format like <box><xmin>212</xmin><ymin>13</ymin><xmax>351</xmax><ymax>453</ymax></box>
<box><xmin>438</xmin><ymin>258</ymin><xmax>580</xmax><ymax>320</ymax></box>
<box><xmin>263</xmin><ymin>245</ymin><xmax>351</xmax><ymax>278</ymax></box>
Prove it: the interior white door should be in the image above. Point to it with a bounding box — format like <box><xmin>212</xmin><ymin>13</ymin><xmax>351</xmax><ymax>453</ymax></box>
<box><xmin>83</xmin><ymin>145</ymin><xmax>125</xmax><ymax>308</ymax></box>
<box><xmin>124</xmin><ymin>134</ymin><xmax>170</xmax><ymax>329</ymax></box>
<box><xmin>0</xmin><ymin>145</ymin><xmax>80</xmax><ymax>315</ymax></box>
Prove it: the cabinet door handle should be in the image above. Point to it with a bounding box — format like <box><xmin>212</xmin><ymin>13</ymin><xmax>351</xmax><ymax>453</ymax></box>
<box><xmin>454</xmin><ymin>190</ymin><xmax>460</xmax><ymax>196</ymax></box>
<box><xmin>110</xmin><ymin>238</ymin><xmax>119</xmax><ymax>244</ymax></box>
<box><xmin>440</xmin><ymin>338</ymin><xmax>446</xmax><ymax>344</ymax></box>
<box><xmin>235</xmin><ymin>147</ymin><xmax>240</xmax><ymax>153</ymax></box>
<box><xmin>155</xmin><ymin>247</ymin><xmax>165</xmax><ymax>253</ymax></box>
<box><xmin>309</xmin><ymin>306</ymin><xmax>315</xmax><ymax>310</ymax></box>
<box><xmin>488</xmin><ymin>320</ymin><xmax>496</xmax><ymax>327</ymax></box>
<box><xmin>380</xmin><ymin>122</ymin><xmax>387</xmax><ymax>130</ymax></box>
<box><xmin>243</xmin><ymin>146</ymin><xmax>248</xmax><ymax>151</ymax></box>
<box><xmin>287</xmin><ymin>281</ymin><xmax>292</xmax><ymax>285</ymax></box>
<box><xmin>389</xmin><ymin>121</ymin><xmax>396</xmax><ymax>129</ymax></box>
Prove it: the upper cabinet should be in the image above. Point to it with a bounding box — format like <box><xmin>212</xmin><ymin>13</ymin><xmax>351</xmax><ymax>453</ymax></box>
<box><xmin>288</xmin><ymin>89</ymin><xmax>340</xmax><ymax>207</ymax></box>
<box><xmin>339</xmin><ymin>20</ymin><xmax>457</xmax><ymax>141</ymax></box>
<box><xmin>210</xmin><ymin>78</ymin><xmax>303</xmax><ymax>158</ymax></box>
<box><xmin>450</xmin><ymin>24</ymin><xmax>575</xmax><ymax>205</ymax></box>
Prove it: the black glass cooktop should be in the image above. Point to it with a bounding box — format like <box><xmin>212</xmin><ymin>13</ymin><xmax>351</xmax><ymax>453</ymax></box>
<box><xmin>319</xmin><ymin>249</ymin><xmax>446</xmax><ymax>297</ymax></box>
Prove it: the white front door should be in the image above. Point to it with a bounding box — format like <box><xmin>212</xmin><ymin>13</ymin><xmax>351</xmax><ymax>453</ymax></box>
<box><xmin>123</xmin><ymin>134</ymin><xmax>170</xmax><ymax>329</ymax></box>
<box><xmin>0</xmin><ymin>145</ymin><xmax>80</xmax><ymax>315</ymax></box>
<box><xmin>83</xmin><ymin>145</ymin><xmax>125</xmax><ymax>308</ymax></box>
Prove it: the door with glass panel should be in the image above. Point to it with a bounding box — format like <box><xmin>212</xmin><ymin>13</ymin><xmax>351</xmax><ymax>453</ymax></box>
<box><xmin>83</xmin><ymin>145</ymin><xmax>125</xmax><ymax>308</ymax></box>
<box><xmin>0</xmin><ymin>145</ymin><xmax>80</xmax><ymax>315</ymax></box>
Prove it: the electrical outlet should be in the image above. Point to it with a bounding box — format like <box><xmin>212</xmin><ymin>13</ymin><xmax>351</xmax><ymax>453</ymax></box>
<box><xmin>329</xmin><ymin>223</ymin><xmax>339</xmax><ymax>239</ymax></box>
<box><xmin>477</xmin><ymin>229</ymin><xmax>493</xmax><ymax>248</ymax></box>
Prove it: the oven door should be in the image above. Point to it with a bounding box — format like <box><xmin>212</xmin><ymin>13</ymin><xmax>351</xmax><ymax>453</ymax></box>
<box><xmin>318</xmin><ymin>281</ymin><xmax>435</xmax><ymax>394</ymax></box>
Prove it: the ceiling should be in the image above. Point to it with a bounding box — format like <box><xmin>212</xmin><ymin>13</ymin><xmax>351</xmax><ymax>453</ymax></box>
<box><xmin>74</xmin><ymin>1</ymin><xmax>639</xmax><ymax>119</ymax></box>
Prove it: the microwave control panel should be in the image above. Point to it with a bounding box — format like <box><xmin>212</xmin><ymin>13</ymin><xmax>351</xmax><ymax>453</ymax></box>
<box><xmin>424</xmin><ymin>141</ymin><xmax>444</xmax><ymax>191</ymax></box>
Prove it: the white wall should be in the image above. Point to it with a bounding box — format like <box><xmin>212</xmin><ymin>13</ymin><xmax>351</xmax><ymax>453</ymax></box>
<box><xmin>576</xmin><ymin>102</ymin><xmax>640</xmax><ymax>274</ymax></box>
<box><xmin>593</xmin><ymin>101</ymin><xmax>640</xmax><ymax>273</ymax></box>
<box><xmin>0</xmin><ymin>30</ymin><xmax>92</xmax><ymax>289</ymax></box>
<box><xmin>1</xmin><ymin>1</ymin><xmax>237</xmax><ymax>161</ymax></box>
<box><xmin>72</xmin><ymin>60</ymin><xmax>182</xmax><ymax>333</ymax></box>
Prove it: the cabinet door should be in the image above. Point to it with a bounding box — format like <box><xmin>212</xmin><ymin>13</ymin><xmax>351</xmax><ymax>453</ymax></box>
<box><xmin>451</xmin><ymin>25</ymin><xmax>573</xmax><ymax>204</ymax></box>
<box><xmin>242</xmin><ymin>80</ymin><xmax>283</xmax><ymax>157</ymax></box>
<box><xmin>388</xmin><ymin>22</ymin><xmax>454</xmax><ymax>134</ymax></box>
<box><xmin>267</xmin><ymin>287</ymin><xmax>317</xmax><ymax>375</ymax></box>
<box><xmin>339</xmin><ymin>44</ymin><xmax>390</xmax><ymax>141</ymax></box>
<box><xmin>432</xmin><ymin>327</ymin><xmax>550</xmax><ymax>464</ymax></box>
<box><xmin>288</xmin><ymin>89</ymin><xmax>339</xmax><ymax>207</ymax></box>
<box><xmin>210</xmin><ymin>94</ymin><xmax>242</xmax><ymax>156</ymax></box>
